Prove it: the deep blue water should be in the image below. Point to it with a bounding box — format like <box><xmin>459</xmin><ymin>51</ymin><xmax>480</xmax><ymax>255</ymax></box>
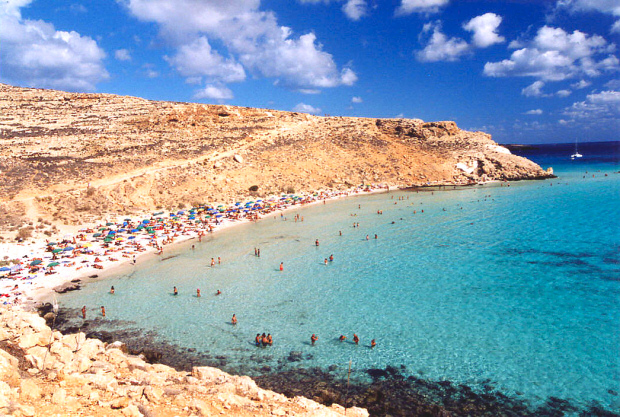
<box><xmin>56</xmin><ymin>141</ymin><xmax>620</xmax><ymax>413</ymax></box>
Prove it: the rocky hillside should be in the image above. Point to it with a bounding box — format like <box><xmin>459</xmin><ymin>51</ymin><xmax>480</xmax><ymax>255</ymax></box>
<box><xmin>0</xmin><ymin>306</ymin><xmax>368</xmax><ymax>417</ymax></box>
<box><xmin>0</xmin><ymin>83</ymin><xmax>552</xmax><ymax>231</ymax></box>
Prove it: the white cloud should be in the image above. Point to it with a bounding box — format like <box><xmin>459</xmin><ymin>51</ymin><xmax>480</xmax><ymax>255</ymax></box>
<box><xmin>605</xmin><ymin>79</ymin><xmax>620</xmax><ymax>89</ymax></box>
<box><xmin>165</xmin><ymin>37</ymin><xmax>245</xmax><ymax>83</ymax></box>
<box><xmin>115</xmin><ymin>49</ymin><xmax>132</xmax><ymax>61</ymax></box>
<box><xmin>571</xmin><ymin>79</ymin><xmax>592</xmax><ymax>89</ymax></box>
<box><xmin>556</xmin><ymin>89</ymin><xmax>572</xmax><ymax>97</ymax></box>
<box><xmin>396</xmin><ymin>0</ymin><xmax>449</xmax><ymax>16</ymax></box>
<box><xmin>145</xmin><ymin>69</ymin><xmax>159</xmax><ymax>78</ymax></box>
<box><xmin>351</xmin><ymin>96</ymin><xmax>363</xmax><ymax>103</ymax></box>
<box><xmin>463</xmin><ymin>13</ymin><xmax>504</xmax><ymax>48</ymax></box>
<box><xmin>122</xmin><ymin>0</ymin><xmax>356</xmax><ymax>91</ymax></box>
<box><xmin>194</xmin><ymin>84</ymin><xmax>234</xmax><ymax>100</ymax></box>
<box><xmin>484</xmin><ymin>25</ymin><xmax>618</xmax><ymax>81</ymax></box>
<box><xmin>293</xmin><ymin>102</ymin><xmax>322</xmax><ymax>114</ymax></box>
<box><xmin>522</xmin><ymin>80</ymin><xmax>549</xmax><ymax>97</ymax></box>
<box><xmin>342</xmin><ymin>0</ymin><xmax>367</xmax><ymax>21</ymax></box>
<box><xmin>563</xmin><ymin>89</ymin><xmax>620</xmax><ymax>121</ymax></box>
<box><xmin>557</xmin><ymin>0</ymin><xmax>620</xmax><ymax>32</ymax></box>
<box><xmin>525</xmin><ymin>109</ymin><xmax>543</xmax><ymax>115</ymax></box>
<box><xmin>0</xmin><ymin>0</ymin><xmax>108</xmax><ymax>91</ymax></box>
<box><xmin>395</xmin><ymin>113</ymin><xmax>405</xmax><ymax>118</ymax></box>
<box><xmin>298</xmin><ymin>88</ymin><xmax>321</xmax><ymax>94</ymax></box>
<box><xmin>416</xmin><ymin>21</ymin><xmax>469</xmax><ymax>62</ymax></box>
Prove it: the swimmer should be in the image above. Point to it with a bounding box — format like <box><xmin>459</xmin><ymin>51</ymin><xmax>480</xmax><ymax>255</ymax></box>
<box><xmin>231</xmin><ymin>314</ymin><xmax>237</xmax><ymax>325</ymax></box>
<box><xmin>324</xmin><ymin>258</ymin><xmax>328</xmax><ymax>265</ymax></box>
<box><xmin>191</xmin><ymin>245</ymin><xmax>195</xmax><ymax>250</ymax></box>
<box><xmin>173</xmin><ymin>286</ymin><xmax>178</xmax><ymax>295</ymax></box>
<box><xmin>329</xmin><ymin>254</ymin><xmax>334</xmax><ymax>262</ymax></box>
<box><xmin>339</xmin><ymin>231</ymin><xmax>342</xmax><ymax>236</ymax></box>
<box><xmin>311</xmin><ymin>334</ymin><xmax>318</xmax><ymax>345</ymax></box>
<box><xmin>371</xmin><ymin>339</ymin><xmax>376</xmax><ymax>348</ymax></box>
<box><xmin>353</xmin><ymin>333</ymin><xmax>359</xmax><ymax>344</ymax></box>
<box><xmin>211</xmin><ymin>258</ymin><xmax>215</xmax><ymax>267</ymax></box>
<box><xmin>197</xmin><ymin>289</ymin><xmax>201</xmax><ymax>297</ymax></box>
<box><xmin>267</xmin><ymin>334</ymin><xmax>273</xmax><ymax>345</ymax></box>
<box><xmin>255</xmin><ymin>334</ymin><xmax>261</xmax><ymax>346</ymax></box>
<box><xmin>339</xmin><ymin>335</ymin><xmax>347</xmax><ymax>342</ymax></box>
<box><xmin>315</xmin><ymin>239</ymin><xmax>319</xmax><ymax>246</ymax></box>
<box><xmin>257</xmin><ymin>249</ymin><xmax>260</xmax><ymax>257</ymax></box>
<box><xmin>374</xmin><ymin>234</ymin><xmax>378</xmax><ymax>239</ymax></box>
<box><xmin>366</xmin><ymin>235</ymin><xmax>369</xmax><ymax>240</ymax></box>
<box><xmin>82</xmin><ymin>305</ymin><xmax>86</xmax><ymax>319</ymax></box>
<box><xmin>262</xmin><ymin>333</ymin><xmax>269</xmax><ymax>346</ymax></box>
<box><xmin>101</xmin><ymin>306</ymin><xmax>106</xmax><ymax>317</ymax></box>
<box><xmin>280</xmin><ymin>262</ymin><xmax>284</xmax><ymax>271</ymax></box>
<box><xmin>218</xmin><ymin>256</ymin><xmax>221</xmax><ymax>264</ymax></box>
<box><xmin>110</xmin><ymin>286</ymin><xmax>115</xmax><ymax>294</ymax></box>
<box><xmin>216</xmin><ymin>290</ymin><xmax>221</xmax><ymax>295</ymax></box>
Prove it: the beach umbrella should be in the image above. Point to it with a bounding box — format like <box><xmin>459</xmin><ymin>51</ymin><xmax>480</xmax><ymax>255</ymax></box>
<box><xmin>63</xmin><ymin>246</ymin><xmax>75</xmax><ymax>251</ymax></box>
<box><xmin>130</xmin><ymin>229</ymin><xmax>140</xmax><ymax>233</ymax></box>
<box><xmin>235</xmin><ymin>202</ymin><xmax>241</xmax><ymax>206</ymax></box>
<box><xmin>93</xmin><ymin>233</ymin><xmax>102</xmax><ymax>237</ymax></box>
<box><xmin>215</xmin><ymin>214</ymin><xmax>222</xmax><ymax>218</ymax></box>
<box><xmin>47</xmin><ymin>242</ymin><xmax>57</xmax><ymax>246</ymax></box>
<box><xmin>104</xmin><ymin>237</ymin><xmax>113</xmax><ymax>243</ymax></box>
<box><xmin>106</xmin><ymin>222</ymin><xmax>114</xmax><ymax>226</ymax></box>
<box><xmin>98</xmin><ymin>227</ymin><xmax>107</xmax><ymax>231</ymax></box>
<box><xmin>52</xmin><ymin>248</ymin><xmax>63</xmax><ymax>254</ymax></box>
<box><xmin>47</xmin><ymin>262</ymin><xmax>60</xmax><ymax>267</ymax></box>
<box><xmin>0</xmin><ymin>267</ymin><xmax>10</xmax><ymax>272</ymax></box>
<box><xmin>128</xmin><ymin>236</ymin><xmax>135</xmax><ymax>240</ymax></box>
<box><xmin>29</xmin><ymin>260</ymin><xmax>42</xmax><ymax>266</ymax></box>
<box><xmin>142</xmin><ymin>219</ymin><xmax>150</xmax><ymax>223</ymax></box>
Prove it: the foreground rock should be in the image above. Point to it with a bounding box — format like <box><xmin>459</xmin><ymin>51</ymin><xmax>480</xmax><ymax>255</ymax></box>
<box><xmin>0</xmin><ymin>305</ymin><xmax>367</xmax><ymax>417</ymax></box>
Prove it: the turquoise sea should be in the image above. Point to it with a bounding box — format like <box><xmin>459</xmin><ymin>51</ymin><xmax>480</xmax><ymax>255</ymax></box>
<box><xmin>56</xmin><ymin>141</ymin><xmax>620</xmax><ymax>413</ymax></box>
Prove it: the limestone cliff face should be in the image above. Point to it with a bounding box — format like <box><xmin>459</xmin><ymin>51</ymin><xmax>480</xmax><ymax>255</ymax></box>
<box><xmin>0</xmin><ymin>83</ymin><xmax>552</xmax><ymax>227</ymax></box>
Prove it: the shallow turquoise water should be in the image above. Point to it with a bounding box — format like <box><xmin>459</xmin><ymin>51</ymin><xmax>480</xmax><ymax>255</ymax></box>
<box><xmin>57</xmin><ymin>146</ymin><xmax>620</xmax><ymax>412</ymax></box>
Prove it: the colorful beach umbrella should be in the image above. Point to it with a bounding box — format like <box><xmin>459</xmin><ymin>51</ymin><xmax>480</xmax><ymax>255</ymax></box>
<box><xmin>52</xmin><ymin>248</ymin><xmax>63</xmax><ymax>254</ymax></box>
<box><xmin>29</xmin><ymin>260</ymin><xmax>42</xmax><ymax>266</ymax></box>
<box><xmin>47</xmin><ymin>262</ymin><xmax>60</xmax><ymax>267</ymax></box>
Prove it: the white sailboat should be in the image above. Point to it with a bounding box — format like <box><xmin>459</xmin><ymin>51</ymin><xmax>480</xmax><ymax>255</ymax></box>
<box><xmin>571</xmin><ymin>140</ymin><xmax>582</xmax><ymax>160</ymax></box>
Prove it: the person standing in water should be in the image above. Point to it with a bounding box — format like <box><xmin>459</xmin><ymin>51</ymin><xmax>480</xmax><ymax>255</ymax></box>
<box><xmin>371</xmin><ymin>339</ymin><xmax>376</xmax><ymax>348</ymax></box>
<box><xmin>280</xmin><ymin>262</ymin><xmax>284</xmax><ymax>271</ymax></box>
<box><xmin>196</xmin><ymin>289</ymin><xmax>201</xmax><ymax>297</ymax></box>
<box><xmin>173</xmin><ymin>286</ymin><xmax>178</xmax><ymax>295</ymax></box>
<box><xmin>353</xmin><ymin>333</ymin><xmax>359</xmax><ymax>344</ymax></box>
<box><xmin>231</xmin><ymin>314</ymin><xmax>237</xmax><ymax>325</ymax></box>
<box><xmin>110</xmin><ymin>286</ymin><xmax>115</xmax><ymax>294</ymax></box>
<box><xmin>101</xmin><ymin>306</ymin><xmax>106</xmax><ymax>317</ymax></box>
<box><xmin>311</xmin><ymin>334</ymin><xmax>318</xmax><ymax>345</ymax></box>
<box><xmin>81</xmin><ymin>305</ymin><xmax>86</xmax><ymax>319</ymax></box>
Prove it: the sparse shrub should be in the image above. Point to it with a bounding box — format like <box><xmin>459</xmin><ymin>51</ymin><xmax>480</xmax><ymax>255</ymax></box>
<box><xmin>16</xmin><ymin>227</ymin><xmax>33</xmax><ymax>240</ymax></box>
<box><xmin>86</xmin><ymin>187</ymin><xmax>96</xmax><ymax>196</ymax></box>
<box><xmin>249</xmin><ymin>185</ymin><xmax>259</xmax><ymax>192</ymax></box>
<box><xmin>178</xmin><ymin>202</ymin><xmax>186</xmax><ymax>209</ymax></box>
<box><xmin>285</xmin><ymin>186</ymin><xmax>295</xmax><ymax>194</ymax></box>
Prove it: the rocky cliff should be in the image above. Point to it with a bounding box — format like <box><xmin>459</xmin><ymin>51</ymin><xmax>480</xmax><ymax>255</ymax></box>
<box><xmin>0</xmin><ymin>83</ymin><xmax>552</xmax><ymax>231</ymax></box>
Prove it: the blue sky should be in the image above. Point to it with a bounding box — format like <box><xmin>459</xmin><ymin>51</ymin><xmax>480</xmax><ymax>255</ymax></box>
<box><xmin>1</xmin><ymin>0</ymin><xmax>619</xmax><ymax>144</ymax></box>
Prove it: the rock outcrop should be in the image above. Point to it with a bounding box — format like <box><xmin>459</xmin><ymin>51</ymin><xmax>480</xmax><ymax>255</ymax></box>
<box><xmin>0</xmin><ymin>306</ymin><xmax>368</xmax><ymax>416</ymax></box>
<box><xmin>0</xmin><ymin>83</ymin><xmax>552</xmax><ymax>232</ymax></box>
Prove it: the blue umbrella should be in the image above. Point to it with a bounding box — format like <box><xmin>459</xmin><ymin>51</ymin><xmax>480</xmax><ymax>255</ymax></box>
<box><xmin>143</xmin><ymin>219</ymin><xmax>151</xmax><ymax>223</ymax></box>
<box><xmin>63</xmin><ymin>246</ymin><xmax>75</xmax><ymax>251</ymax></box>
<box><xmin>0</xmin><ymin>266</ymin><xmax>11</xmax><ymax>272</ymax></box>
<box><xmin>215</xmin><ymin>214</ymin><xmax>223</xmax><ymax>218</ymax></box>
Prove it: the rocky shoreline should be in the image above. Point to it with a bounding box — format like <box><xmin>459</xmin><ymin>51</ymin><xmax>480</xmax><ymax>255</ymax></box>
<box><xmin>40</xmin><ymin>305</ymin><xmax>619</xmax><ymax>417</ymax></box>
<box><xmin>0</xmin><ymin>304</ymin><xmax>371</xmax><ymax>416</ymax></box>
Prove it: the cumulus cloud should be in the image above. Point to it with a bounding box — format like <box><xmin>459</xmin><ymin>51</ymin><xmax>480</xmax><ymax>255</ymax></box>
<box><xmin>571</xmin><ymin>79</ymin><xmax>592</xmax><ymax>89</ymax></box>
<box><xmin>164</xmin><ymin>37</ymin><xmax>245</xmax><ymax>83</ymax></box>
<box><xmin>351</xmin><ymin>96</ymin><xmax>363</xmax><ymax>103</ymax></box>
<box><xmin>293</xmin><ymin>102</ymin><xmax>322</xmax><ymax>114</ymax></box>
<box><xmin>556</xmin><ymin>89</ymin><xmax>572</xmax><ymax>97</ymax></box>
<box><xmin>563</xmin><ymin>90</ymin><xmax>620</xmax><ymax>121</ymax></box>
<box><xmin>194</xmin><ymin>84</ymin><xmax>234</xmax><ymax>100</ymax></box>
<box><xmin>463</xmin><ymin>13</ymin><xmax>504</xmax><ymax>48</ymax></box>
<box><xmin>484</xmin><ymin>25</ymin><xmax>619</xmax><ymax>81</ymax></box>
<box><xmin>0</xmin><ymin>0</ymin><xmax>108</xmax><ymax>91</ymax></box>
<box><xmin>121</xmin><ymin>0</ymin><xmax>356</xmax><ymax>95</ymax></box>
<box><xmin>342</xmin><ymin>0</ymin><xmax>368</xmax><ymax>21</ymax></box>
<box><xmin>522</xmin><ymin>81</ymin><xmax>549</xmax><ymax>97</ymax></box>
<box><xmin>416</xmin><ymin>21</ymin><xmax>469</xmax><ymax>62</ymax></box>
<box><xmin>605</xmin><ymin>79</ymin><xmax>620</xmax><ymax>89</ymax></box>
<box><xmin>525</xmin><ymin>109</ymin><xmax>543</xmax><ymax>115</ymax></box>
<box><xmin>396</xmin><ymin>0</ymin><xmax>449</xmax><ymax>16</ymax></box>
<box><xmin>115</xmin><ymin>49</ymin><xmax>132</xmax><ymax>61</ymax></box>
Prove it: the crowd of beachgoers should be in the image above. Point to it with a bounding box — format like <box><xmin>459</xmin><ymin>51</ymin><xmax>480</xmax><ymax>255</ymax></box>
<box><xmin>0</xmin><ymin>185</ymin><xmax>387</xmax><ymax>307</ymax></box>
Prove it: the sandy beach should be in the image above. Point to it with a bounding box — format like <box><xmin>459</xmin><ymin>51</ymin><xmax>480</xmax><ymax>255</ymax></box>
<box><xmin>0</xmin><ymin>185</ymin><xmax>390</xmax><ymax>309</ymax></box>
